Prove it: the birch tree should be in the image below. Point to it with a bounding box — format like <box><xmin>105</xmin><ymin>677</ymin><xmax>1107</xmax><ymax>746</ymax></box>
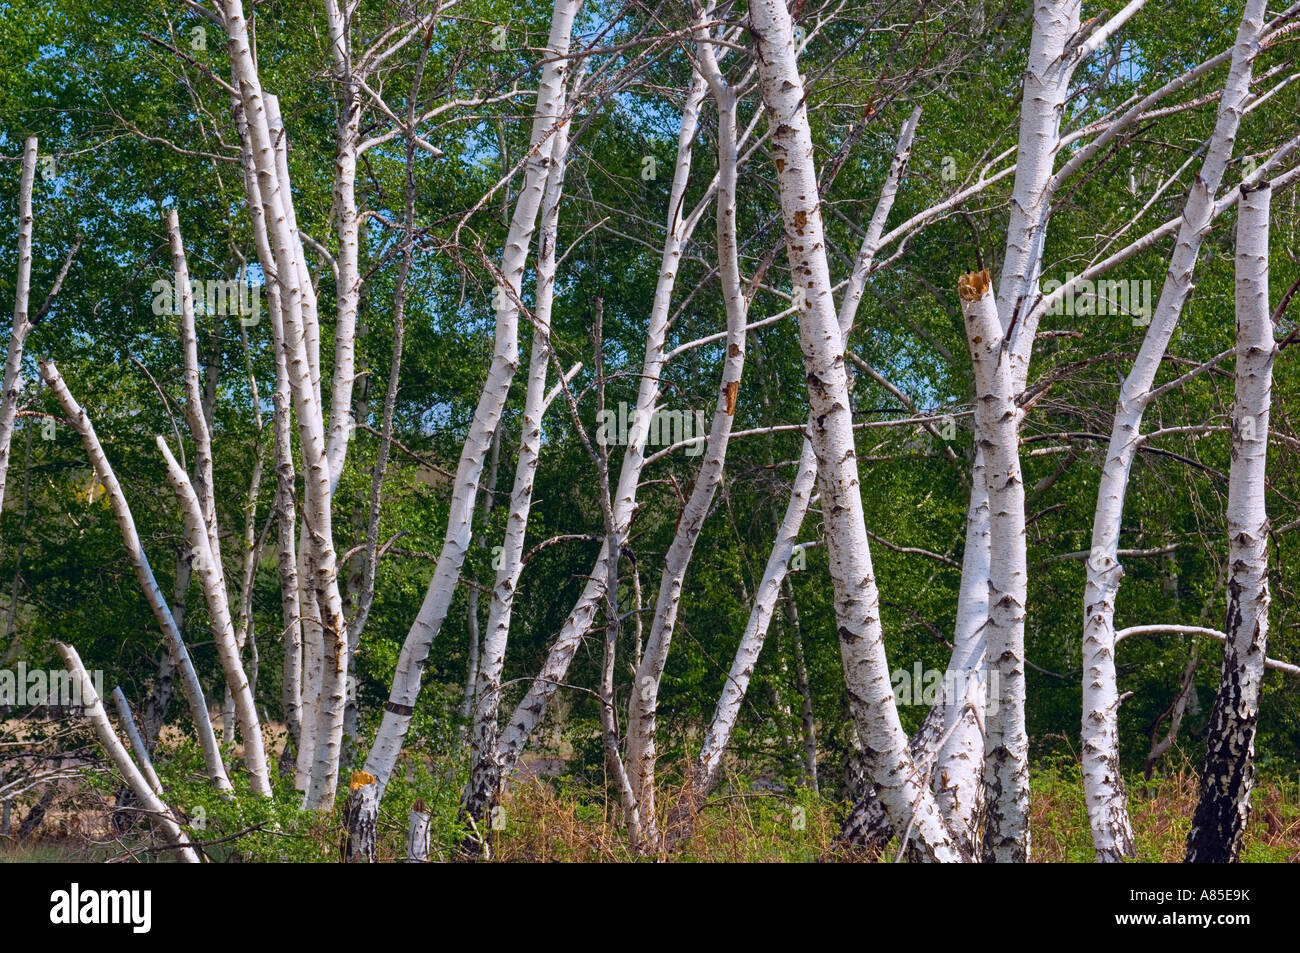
<box><xmin>0</xmin><ymin>139</ymin><xmax>37</xmax><ymax>517</ymax></box>
<box><xmin>38</xmin><ymin>360</ymin><xmax>232</xmax><ymax>795</ymax></box>
<box><xmin>1079</xmin><ymin>0</ymin><xmax>1268</xmax><ymax>860</ymax></box>
<box><xmin>622</xmin><ymin>25</ymin><xmax>748</xmax><ymax>846</ymax></box>
<box><xmin>56</xmin><ymin>641</ymin><xmax>200</xmax><ymax>863</ymax></box>
<box><xmin>490</xmin><ymin>70</ymin><xmax>714</xmax><ymax>796</ymax></box>
<box><xmin>1186</xmin><ymin>180</ymin><xmax>1274</xmax><ymax>862</ymax></box>
<box><xmin>464</xmin><ymin>67</ymin><xmax>575</xmax><ymax>824</ymax></box>
<box><xmin>360</xmin><ymin>0</ymin><xmax>582</xmax><ymax>802</ymax></box>
<box><xmin>746</xmin><ymin>0</ymin><xmax>963</xmax><ymax>861</ymax></box>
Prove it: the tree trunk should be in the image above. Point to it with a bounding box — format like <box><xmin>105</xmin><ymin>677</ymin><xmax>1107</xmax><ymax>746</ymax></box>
<box><xmin>57</xmin><ymin>642</ymin><xmax>199</xmax><ymax>863</ymax></box>
<box><xmin>959</xmin><ymin>270</ymin><xmax>1030</xmax><ymax>862</ymax></box>
<box><xmin>494</xmin><ymin>71</ymin><xmax>711</xmax><ymax>787</ymax></box>
<box><xmin>747</xmin><ymin>0</ymin><xmax>963</xmax><ymax>861</ymax></box>
<box><xmin>464</xmin><ymin>86</ymin><xmax>572</xmax><ymax>824</ymax></box>
<box><xmin>1186</xmin><ymin>181</ymin><xmax>1274</xmax><ymax>863</ymax></box>
<box><xmin>0</xmin><ymin>138</ymin><xmax>37</xmax><ymax>517</ymax></box>
<box><xmin>363</xmin><ymin>0</ymin><xmax>581</xmax><ymax>801</ymax></box>
<box><xmin>39</xmin><ymin>361</ymin><xmax>231</xmax><ymax>794</ymax></box>
<box><xmin>624</xmin><ymin>43</ymin><xmax>748</xmax><ymax>845</ymax></box>
<box><xmin>1080</xmin><ymin>0</ymin><xmax>1265</xmax><ymax>861</ymax></box>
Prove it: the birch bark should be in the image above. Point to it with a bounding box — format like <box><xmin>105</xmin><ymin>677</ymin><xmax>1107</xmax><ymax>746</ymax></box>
<box><xmin>464</xmin><ymin>81</ymin><xmax>573</xmax><ymax>821</ymax></box>
<box><xmin>157</xmin><ymin>436</ymin><xmax>272</xmax><ymax>796</ymax></box>
<box><xmin>747</xmin><ymin>0</ymin><xmax>962</xmax><ymax>861</ymax></box>
<box><xmin>494</xmin><ymin>73</ymin><xmax>711</xmax><ymax>784</ymax></box>
<box><xmin>0</xmin><ymin>139</ymin><xmax>37</xmax><ymax>517</ymax></box>
<box><xmin>229</xmin><ymin>93</ymin><xmax>303</xmax><ymax>764</ymax></box>
<box><xmin>39</xmin><ymin>360</ymin><xmax>231</xmax><ymax>794</ymax></box>
<box><xmin>1080</xmin><ymin>0</ymin><xmax>1266</xmax><ymax>861</ymax></box>
<box><xmin>959</xmin><ymin>269</ymin><xmax>1028</xmax><ymax>862</ymax></box>
<box><xmin>1186</xmin><ymin>181</ymin><xmax>1273</xmax><ymax>863</ymax></box>
<box><xmin>323</xmin><ymin>0</ymin><xmax>363</xmax><ymax>491</ymax></box>
<box><xmin>218</xmin><ymin>0</ymin><xmax>349</xmax><ymax>804</ymax></box>
<box><xmin>671</xmin><ymin>106</ymin><xmax>921</xmax><ymax>841</ymax></box>
<box><xmin>112</xmin><ymin>687</ymin><xmax>163</xmax><ymax>796</ymax></box>
<box><xmin>623</xmin><ymin>37</ymin><xmax>747</xmax><ymax>843</ymax></box>
<box><xmin>56</xmin><ymin>642</ymin><xmax>199</xmax><ymax>863</ymax></box>
<box><xmin>164</xmin><ymin>211</ymin><xmax>226</xmax><ymax>591</ymax></box>
<box><xmin>362</xmin><ymin>0</ymin><xmax>581</xmax><ymax>799</ymax></box>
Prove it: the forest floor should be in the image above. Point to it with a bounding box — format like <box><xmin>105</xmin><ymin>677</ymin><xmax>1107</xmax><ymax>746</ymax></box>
<box><xmin>2</xmin><ymin>763</ymin><xmax>1297</xmax><ymax>862</ymax></box>
<box><xmin>480</xmin><ymin>765</ymin><xmax>1300</xmax><ymax>862</ymax></box>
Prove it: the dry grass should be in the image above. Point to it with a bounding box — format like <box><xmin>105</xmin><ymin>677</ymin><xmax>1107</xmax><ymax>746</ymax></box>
<box><xmin>486</xmin><ymin>764</ymin><xmax>1300</xmax><ymax>862</ymax></box>
<box><xmin>4</xmin><ymin>757</ymin><xmax>1298</xmax><ymax>862</ymax></box>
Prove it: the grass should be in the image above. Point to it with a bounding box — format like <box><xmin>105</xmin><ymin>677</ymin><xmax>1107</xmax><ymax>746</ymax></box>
<box><xmin>4</xmin><ymin>761</ymin><xmax>1298</xmax><ymax>862</ymax></box>
<box><xmin>482</xmin><ymin>763</ymin><xmax>1300</xmax><ymax>862</ymax></box>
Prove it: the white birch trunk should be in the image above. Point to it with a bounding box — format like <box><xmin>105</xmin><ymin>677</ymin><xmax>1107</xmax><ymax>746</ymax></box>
<box><xmin>230</xmin><ymin>92</ymin><xmax>303</xmax><ymax>764</ymax></box>
<box><xmin>164</xmin><ymin>211</ymin><xmax>226</xmax><ymax>591</ymax></box>
<box><xmin>958</xmin><ymin>0</ymin><xmax>1082</xmax><ymax>862</ymax></box>
<box><xmin>362</xmin><ymin>0</ymin><xmax>581</xmax><ymax>799</ymax></box>
<box><xmin>323</xmin><ymin>0</ymin><xmax>362</xmax><ymax>492</ymax></box>
<box><xmin>0</xmin><ymin>138</ymin><xmax>37</xmax><ymax>517</ymax></box>
<box><xmin>38</xmin><ymin>360</ymin><xmax>231</xmax><ymax>794</ymax></box>
<box><xmin>676</xmin><ymin>107</ymin><xmax>922</xmax><ymax>833</ymax></box>
<box><xmin>959</xmin><ymin>270</ymin><xmax>1029</xmax><ymax>862</ymax></box>
<box><xmin>219</xmin><ymin>2</ymin><xmax>349</xmax><ymax>804</ymax></box>
<box><xmin>157</xmin><ymin>435</ymin><xmax>273</xmax><ymax>796</ymax></box>
<box><xmin>494</xmin><ymin>73</ymin><xmax>712</xmax><ymax>785</ymax></box>
<box><xmin>624</xmin><ymin>46</ymin><xmax>747</xmax><ymax>838</ymax></box>
<box><xmin>997</xmin><ymin>0</ymin><xmax>1081</xmax><ymax>384</ymax></box>
<box><xmin>747</xmin><ymin>0</ymin><xmax>962</xmax><ymax>861</ymax></box>
<box><xmin>1081</xmin><ymin>0</ymin><xmax>1265</xmax><ymax>861</ymax></box>
<box><xmin>57</xmin><ymin>642</ymin><xmax>199</xmax><ymax>863</ymax></box>
<box><xmin>112</xmin><ymin>687</ymin><xmax>163</xmax><ymax>796</ymax></box>
<box><xmin>407</xmin><ymin>799</ymin><xmax>431</xmax><ymax>862</ymax></box>
<box><xmin>1186</xmin><ymin>181</ymin><xmax>1273</xmax><ymax>862</ymax></box>
<box><xmin>464</xmin><ymin>83</ymin><xmax>572</xmax><ymax>820</ymax></box>
<box><xmin>932</xmin><ymin>450</ymin><xmax>989</xmax><ymax>853</ymax></box>
<box><xmin>687</xmin><ymin>443</ymin><xmax>818</xmax><ymax>816</ymax></box>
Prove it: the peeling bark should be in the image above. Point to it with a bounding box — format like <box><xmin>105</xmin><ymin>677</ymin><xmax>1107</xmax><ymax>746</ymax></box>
<box><xmin>748</xmin><ymin>0</ymin><xmax>962</xmax><ymax>861</ymax></box>
<box><xmin>1081</xmin><ymin>0</ymin><xmax>1265</xmax><ymax>861</ymax></box>
<box><xmin>1187</xmin><ymin>181</ymin><xmax>1273</xmax><ymax>863</ymax></box>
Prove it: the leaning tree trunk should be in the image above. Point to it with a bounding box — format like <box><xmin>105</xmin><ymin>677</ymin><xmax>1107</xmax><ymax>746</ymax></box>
<box><xmin>1186</xmin><ymin>180</ymin><xmax>1274</xmax><ymax>863</ymax></box>
<box><xmin>0</xmin><ymin>138</ymin><xmax>37</xmax><ymax>517</ymax></box>
<box><xmin>39</xmin><ymin>360</ymin><xmax>231</xmax><ymax>794</ymax></box>
<box><xmin>666</xmin><ymin>104</ymin><xmax>923</xmax><ymax>850</ymax></box>
<box><xmin>493</xmin><ymin>71</ymin><xmax>711</xmax><ymax>790</ymax></box>
<box><xmin>1080</xmin><ymin>0</ymin><xmax>1265</xmax><ymax>862</ymax></box>
<box><xmin>56</xmin><ymin>642</ymin><xmax>199</xmax><ymax>863</ymax></box>
<box><xmin>747</xmin><ymin>0</ymin><xmax>963</xmax><ymax>862</ymax></box>
<box><xmin>623</xmin><ymin>39</ymin><xmax>748</xmax><ymax>846</ymax></box>
<box><xmin>156</xmin><ymin>436</ymin><xmax>273</xmax><ymax>796</ymax></box>
<box><xmin>220</xmin><ymin>0</ymin><xmax>350</xmax><ymax>805</ymax></box>
<box><xmin>463</xmin><ymin>80</ymin><xmax>572</xmax><ymax>825</ymax></box>
<box><xmin>362</xmin><ymin>0</ymin><xmax>581</xmax><ymax>803</ymax></box>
